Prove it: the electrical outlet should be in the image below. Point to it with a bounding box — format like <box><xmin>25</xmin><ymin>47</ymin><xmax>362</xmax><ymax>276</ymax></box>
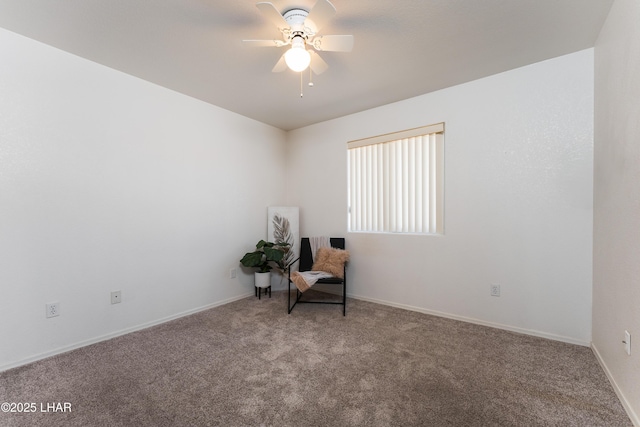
<box><xmin>46</xmin><ymin>302</ymin><xmax>60</xmax><ymax>318</ymax></box>
<box><xmin>230</xmin><ymin>268</ymin><xmax>237</xmax><ymax>279</ymax></box>
<box><xmin>490</xmin><ymin>284</ymin><xmax>500</xmax><ymax>297</ymax></box>
<box><xmin>623</xmin><ymin>330</ymin><xmax>631</xmax><ymax>355</ymax></box>
<box><xmin>111</xmin><ymin>291</ymin><xmax>122</xmax><ymax>304</ymax></box>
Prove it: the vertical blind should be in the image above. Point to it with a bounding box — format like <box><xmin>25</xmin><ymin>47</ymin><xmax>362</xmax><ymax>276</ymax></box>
<box><xmin>347</xmin><ymin>123</ymin><xmax>444</xmax><ymax>234</ymax></box>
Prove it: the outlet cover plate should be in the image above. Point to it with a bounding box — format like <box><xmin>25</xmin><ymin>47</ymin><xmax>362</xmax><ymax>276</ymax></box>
<box><xmin>46</xmin><ymin>302</ymin><xmax>60</xmax><ymax>318</ymax></box>
<box><xmin>624</xmin><ymin>330</ymin><xmax>631</xmax><ymax>355</ymax></box>
<box><xmin>490</xmin><ymin>284</ymin><xmax>501</xmax><ymax>297</ymax></box>
<box><xmin>111</xmin><ymin>291</ymin><xmax>122</xmax><ymax>304</ymax></box>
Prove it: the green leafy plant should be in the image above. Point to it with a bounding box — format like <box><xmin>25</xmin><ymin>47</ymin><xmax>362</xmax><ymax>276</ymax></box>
<box><xmin>272</xmin><ymin>214</ymin><xmax>295</xmax><ymax>270</ymax></box>
<box><xmin>240</xmin><ymin>240</ymin><xmax>290</xmax><ymax>273</ymax></box>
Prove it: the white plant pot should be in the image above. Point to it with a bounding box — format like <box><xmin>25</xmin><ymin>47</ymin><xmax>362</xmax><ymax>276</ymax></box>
<box><xmin>254</xmin><ymin>272</ymin><xmax>271</xmax><ymax>288</ymax></box>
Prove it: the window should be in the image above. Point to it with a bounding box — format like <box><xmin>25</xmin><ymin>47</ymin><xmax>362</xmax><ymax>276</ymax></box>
<box><xmin>347</xmin><ymin>123</ymin><xmax>444</xmax><ymax>234</ymax></box>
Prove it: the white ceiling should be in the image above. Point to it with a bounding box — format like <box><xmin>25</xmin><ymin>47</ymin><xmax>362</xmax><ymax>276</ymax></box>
<box><xmin>0</xmin><ymin>0</ymin><xmax>613</xmax><ymax>131</ymax></box>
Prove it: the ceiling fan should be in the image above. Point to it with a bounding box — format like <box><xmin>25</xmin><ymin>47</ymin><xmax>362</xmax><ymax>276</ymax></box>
<box><xmin>243</xmin><ymin>0</ymin><xmax>354</xmax><ymax>75</ymax></box>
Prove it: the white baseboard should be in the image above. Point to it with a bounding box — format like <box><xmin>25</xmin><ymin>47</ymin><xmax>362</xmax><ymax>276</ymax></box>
<box><xmin>0</xmin><ymin>293</ymin><xmax>252</xmax><ymax>373</ymax></box>
<box><xmin>591</xmin><ymin>343</ymin><xmax>640</xmax><ymax>426</ymax></box>
<box><xmin>348</xmin><ymin>292</ymin><xmax>591</xmax><ymax>347</ymax></box>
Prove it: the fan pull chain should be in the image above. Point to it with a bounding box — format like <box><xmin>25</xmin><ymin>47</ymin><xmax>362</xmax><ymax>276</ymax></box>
<box><xmin>300</xmin><ymin>71</ymin><xmax>303</xmax><ymax>98</ymax></box>
<box><xmin>309</xmin><ymin>67</ymin><xmax>314</xmax><ymax>87</ymax></box>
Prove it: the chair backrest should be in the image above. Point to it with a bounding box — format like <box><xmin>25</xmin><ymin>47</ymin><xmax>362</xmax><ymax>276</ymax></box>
<box><xmin>299</xmin><ymin>237</ymin><xmax>345</xmax><ymax>272</ymax></box>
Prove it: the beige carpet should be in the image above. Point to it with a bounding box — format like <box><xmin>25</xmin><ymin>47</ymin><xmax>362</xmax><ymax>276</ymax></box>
<box><xmin>0</xmin><ymin>290</ymin><xmax>631</xmax><ymax>426</ymax></box>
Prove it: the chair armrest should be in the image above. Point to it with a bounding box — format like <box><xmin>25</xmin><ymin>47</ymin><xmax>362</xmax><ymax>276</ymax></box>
<box><xmin>287</xmin><ymin>257</ymin><xmax>301</xmax><ymax>281</ymax></box>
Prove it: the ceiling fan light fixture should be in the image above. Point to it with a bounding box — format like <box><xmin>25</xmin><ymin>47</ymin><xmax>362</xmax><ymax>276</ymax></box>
<box><xmin>284</xmin><ymin>36</ymin><xmax>311</xmax><ymax>72</ymax></box>
<box><xmin>245</xmin><ymin>0</ymin><xmax>352</xmax><ymax>81</ymax></box>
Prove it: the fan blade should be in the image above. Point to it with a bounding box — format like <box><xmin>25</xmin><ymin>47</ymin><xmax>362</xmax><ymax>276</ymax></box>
<box><xmin>312</xmin><ymin>35</ymin><xmax>354</xmax><ymax>52</ymax></box>
<box><xmin>256</xmin><ymin>2</ymin><xmax>289</xmax><ymax>31</ymax></box>
<box><xmin>272</xmin><ymin>54</ymin><xmax>287</xmax><ymax>72</ymax></box>
<box><xmin>309</xmin><ymin>51</ymin><xmax>328</xmax><ymax>75</ymax></box>
<box><xmin>305</xmin><ymin>0</ymin><xmax>336</xmax><ymax>33</ymax></box>
<box><xmin>242</xmin><ymin>39</ymin><xmax>286</xmax><ymax>47</ymax></box>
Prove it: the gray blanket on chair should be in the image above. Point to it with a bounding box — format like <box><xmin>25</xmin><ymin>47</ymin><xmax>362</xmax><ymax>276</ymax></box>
<box><xmin>290</xmin><ymin>270</ymin><xmax>334</xmax><ymax>292</ymax></box>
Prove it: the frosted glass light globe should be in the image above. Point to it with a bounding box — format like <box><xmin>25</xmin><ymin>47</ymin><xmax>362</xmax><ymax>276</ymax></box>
<box><xmin>285</xmin><ymin>38</ymin><xmax>311</xmax><ymax>72</ymax></box>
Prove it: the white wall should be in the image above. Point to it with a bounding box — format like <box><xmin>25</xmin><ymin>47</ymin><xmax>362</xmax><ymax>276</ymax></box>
<box><xmin>0</xmin><ymin>28</ymin><xmax>287</xmax><ymax>370</ymax></box>
<box><xmin>593</xmin><ymin>0</ymin><xmax>640</xmax><ymax>423</ymax></box>
<box><xmin>287</xmin><ymin>50</ymin><xmax>594</xmax><ymax>345</ymax></box>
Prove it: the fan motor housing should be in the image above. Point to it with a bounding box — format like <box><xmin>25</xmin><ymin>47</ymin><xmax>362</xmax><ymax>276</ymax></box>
<box><xmin>283</xmin><ymin>8</ymin><xmax>310</xmax><ymax>32</ymax></box>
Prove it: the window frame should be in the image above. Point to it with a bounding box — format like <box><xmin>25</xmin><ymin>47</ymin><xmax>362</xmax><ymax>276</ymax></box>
<box><xmin>347</xmin><ymin>123</ymin><xmax>445</xmax><ymax>235</ymax></box>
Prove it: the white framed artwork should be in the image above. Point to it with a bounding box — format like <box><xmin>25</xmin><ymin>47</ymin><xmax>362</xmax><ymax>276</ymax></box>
<box><xmin>267</xmin><ymin>207</ymin><xmax>300</xmax><ymax>273</ymax></box>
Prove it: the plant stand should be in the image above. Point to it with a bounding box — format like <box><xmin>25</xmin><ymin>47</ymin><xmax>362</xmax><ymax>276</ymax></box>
<box><xmin>254</xmin><ymin>272</ymin><xmax>271</xmax><ymax>299</ymax></box>
<box><xmin>255</xmin><ymin>284</ymin><xmax>271</xmax><ymax>299</ymax></box>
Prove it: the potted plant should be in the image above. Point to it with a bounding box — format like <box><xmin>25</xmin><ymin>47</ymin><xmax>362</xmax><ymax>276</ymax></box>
<box><xmin>240</xmin><ymin>240</ymin><xmax>290</xmax><ymax>288</ymax></box>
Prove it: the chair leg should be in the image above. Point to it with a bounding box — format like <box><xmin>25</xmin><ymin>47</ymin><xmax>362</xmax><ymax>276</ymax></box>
<box><xmin>343</xmin><ymin>282</ymin><xmax>346</xmax><ymax>316</ymax></box>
